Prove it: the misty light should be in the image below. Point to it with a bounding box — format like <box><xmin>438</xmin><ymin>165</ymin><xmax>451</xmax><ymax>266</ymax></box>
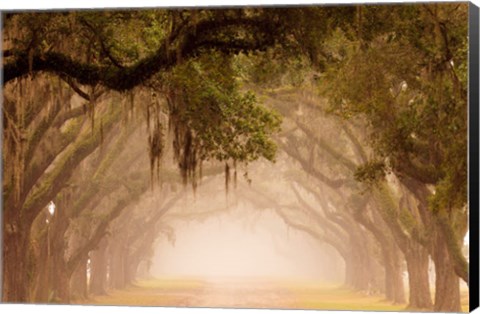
<box><xmin>151</xmin><ymin>204</ymin><xmax>344</xmax><ymax>283</ymax></box>
<box><xmin>48</xmin><ymin>201</ymin><xmax>56</xmax><ymax>216</ymax></box>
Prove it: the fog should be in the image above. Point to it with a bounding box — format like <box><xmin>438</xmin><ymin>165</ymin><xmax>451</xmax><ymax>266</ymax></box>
<box><xmin>151</xmin><ymin>202</ymin><xmax>344</xmax><ymax>282</ymax></box>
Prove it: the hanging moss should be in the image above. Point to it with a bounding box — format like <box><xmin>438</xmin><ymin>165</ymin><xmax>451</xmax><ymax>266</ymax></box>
<box><xmin>233</xmin><ymin>159</ymin><xmax>237</xmax><ymax>189</ymax></box>
<box><xmin>354</xmin><ymin>160</ymin><xmax>387</xmax><ymax>184</ymax></box>
<box><xmin>225</xmin><ymin>162</ymin><xmax>230</xmax><ymax>194</ymax></box>
<box><xmin>89</xmin><ymin>100</ymin><xmax>95</xmax><ymax>132</ymax></box>
<box><xmin>145</xmin><ymin>90</ymin><xmax>167</xmax><ymax>189</ymax></box>
<box><xmin>148</xmin><ymin>120</ymin><xmax>164</xmax><ymax>187</ymax></box>
<box><xmin>155</xmin><ymin>53</ymin><xmax>281</xmax><ymax>192</ymax></box>
<box><xmin>165</xmin><ymin>91</ymin><xmax>201</xmax><ymax>190</ymax></box>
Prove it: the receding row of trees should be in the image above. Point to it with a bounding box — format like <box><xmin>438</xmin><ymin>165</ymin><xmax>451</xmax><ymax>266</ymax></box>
<box><xmin>262</xmin><ymin>87</ymin><xmax>466</xmax><ymax>311</ymax></box>
<box><xmin>2</xmin><ymin>77</ymin><xmax>228</xmax><ymax>302</ymax></box>
<box><xmin>2</xmin><ymin>4</ymin><xmax>470</xmax><ymax>312</ymax></box>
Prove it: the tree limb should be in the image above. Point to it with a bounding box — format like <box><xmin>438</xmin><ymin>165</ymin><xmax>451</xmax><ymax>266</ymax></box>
<box><xmin>3</xmin><ymin>16</ymin><xmax>280</xmax><ymax>91</ymax></box>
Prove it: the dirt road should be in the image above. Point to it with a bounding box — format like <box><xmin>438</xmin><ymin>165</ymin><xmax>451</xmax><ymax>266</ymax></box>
<box><xmin>84</xmin><ymin>277</ymin><xmax>468</xmax><ymax>312</ymax></box>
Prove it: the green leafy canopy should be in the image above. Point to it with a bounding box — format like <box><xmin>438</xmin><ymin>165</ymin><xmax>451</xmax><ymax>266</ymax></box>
<box><xmin>155</xmin><ymin>51</ymin><xmax>282</xmax><ymax>185</ymax></box>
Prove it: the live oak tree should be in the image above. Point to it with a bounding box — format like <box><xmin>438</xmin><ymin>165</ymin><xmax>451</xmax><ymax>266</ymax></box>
<box><xmin>268</xmin><ymin>88</ymin><xmax>410</xmax><ymax>305</ymax></box>
<box><xmin>321</xmin><ymin>3</ymin><xmax>468</xmax><ymax>312</ymax></box>
<box><xmin>255</xmin><ymin>74</ymin><xmax>460</xmax><ymax>310</ymax></box>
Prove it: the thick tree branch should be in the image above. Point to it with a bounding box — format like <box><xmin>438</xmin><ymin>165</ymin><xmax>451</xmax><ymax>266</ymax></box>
<box><xmin>341</xmin><ymin>122</ymin><xmax>369</xmax><ymax>164</ymax></box>
<box><xmin>294</xmin><ymin>119</ymin><xmax>358</xmax><ymax>172</ymax></box>
<box><xmin>371</xmin><ymin>182</ymin><xmax>410</xmax><ymax>252</ymax></box>
<box><xmin>24</xmin><ymin>100</ymin><xmax>63</xmax><ymax>167</ymax></box>
<box><xmin>59</xmin><ymin>75</ymin><xmax>92</xmax><ymax>101</ymax></box>
<box><xmin>21</xmin><ymin>106</ymin><xmax>122</xmax><ymax>225</ymax></box>
<box><xmin>4</xmin><ymin>16</ymin><xmax>280</xmax><ymax>91</ymax></box>
<box><xmin>280</xmin><ymin>137</ymin><xmax>347</xmax><ymax>189</ymax></box>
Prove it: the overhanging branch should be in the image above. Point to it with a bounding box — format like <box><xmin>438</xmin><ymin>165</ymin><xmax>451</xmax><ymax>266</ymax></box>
<box><xmin>4</xmin><ymin>16</ymin><xmax>281</xmax><ymax>91</ymax></box>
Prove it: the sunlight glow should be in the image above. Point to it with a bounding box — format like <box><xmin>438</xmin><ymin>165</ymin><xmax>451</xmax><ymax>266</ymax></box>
<box><xmin>48</xmin><ymin>201</ymin><xmax>56</xmax><ymax>216</ymax></box>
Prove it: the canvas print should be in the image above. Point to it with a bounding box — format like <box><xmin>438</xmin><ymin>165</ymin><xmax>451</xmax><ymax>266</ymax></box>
<box><xmin>1</xmin><ymin>2</ymin><xmax>475</xmax><ymax>313</ymax></box>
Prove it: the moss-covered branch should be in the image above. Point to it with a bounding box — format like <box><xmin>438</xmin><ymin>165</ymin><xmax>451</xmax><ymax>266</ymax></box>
<box><xmin>4</xmin><ymin>116</ymin><xmax>83</xmax><ymax>213</ymax></box>
<box><xmin>371</xmin><ymin>182</ymin><xmax>410</xmax><ymax>252</ymax></box>
<box><xmin>280</xmin><ymin>136</ymin><xmax>347</xmax><ymax>189</ymax></box>
<box><xmin>4</xmin><ymin>16</ymin><xmax>280</xmax><ymax>91</ymax></box>
<box><xmin>67</xmin><ymin>125</ymin><xmax>138</xmax><ymax>220</ymax></box>
<box><xmin>294</xmin><ymin>120</ymin><xmax>358</xmax><ymax>172</ymax></box>
<box><xmin>21</xmin><ymin>106</ymin><xmax>122</xmax><ymax>225</ymax></box>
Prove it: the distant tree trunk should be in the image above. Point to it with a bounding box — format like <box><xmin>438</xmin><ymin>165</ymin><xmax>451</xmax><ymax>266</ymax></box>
<box><xmin>384</xmin><ymin>253</ymin><xmax>394</xmax><ymax>300</ymax></box>
<box><xmin>108</xmin><ymin>240</ymin><xmax>126</xmax><ymax>290</ymax></box>
<box><xmin>369</xmin><ymin>254</ymin><xmax>384</xmax><ymax>295</ymax></box>
<box><xmin>90</xmin><ymin>239</ymin><xmax>109</xmax><ymax>295</ymax></box>
<box><xmin>46</xmin><ymin>196</ymin><xmax>73</xmax><ymax>303</ymax></box>
<box><xmin>48</xmin><ymin>231</ymin><xmax>70</xmax><ymax>302</ymax></box>
<box><xmin>354</xmin><ymin>205</ymin><xmax>406</xmax><ymax>303</ymax></box>
<box><xmin>390</xmin><ymin>244</ymin><xmax>406</xmax><ymax>303</ymax></box>
<box><xmin>383</xmin><ymin>241</ymin><xmax>405</xmax><ymax>304</ymax></box>
<box><xmin>358</xmin><ymin>245</ymin><xmax>374</xmax><ymax>291</ymax></box>
<box><xmin>344</xmin><ymin>239</ymin><xmax>371</xmax><ymax>291</ymax></box>
<box><xmin>137</xmin><ymin>260</ymin><xmax>152</xmax><ymax>279</ymax></box>
<box><xmin>432</xmin><ymin>231</ymin><xmax>461</xmax><ymax>312</ymax></box>
<box><xmin>70</xmin><ymin>259</ymin><xmax>88</xmax><ymax>300</ymax></box>
<box><xmin>122</xmin><ymin>228</ymin><xmax>157</xmax><ymax>286</ymax></box>
<box><xmin>344</xmin><ymin>252</ymin><xmax>355</xmax><ymax>287</ymax></box>
<box><xmin>124</xmin><ymin>254</ymin><xmax>137</xmax><ymax>286</ymax></box>
<box><xmin>404</xmin><ymin>244</ymin><xmax>432</xmax><ymax>310</ymax></box>
<box><xmin>50</xmin><ymin>262</ymin><xmax>70</xmax><ymax>303</ymax></box>
<box><xmin>352</xmin><ymin>229</ymin><xmax>377</xmax><ymax>292</ymax></box>
<box><xmin>32</xmin><ymin>225</ymin><xmax>50</xmax><ymax>303</ymax></box>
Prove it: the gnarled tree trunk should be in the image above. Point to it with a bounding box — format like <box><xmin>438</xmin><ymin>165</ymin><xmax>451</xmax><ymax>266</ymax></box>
<box><xmin>2</xmin><ymin>215</ymin><xmax>31</xmax><ymax>302</ymax></box>
<box><xmin>383</xmin><ymin>240</ymin><xmax>406</xmax><ymax>304</ymax></box>
<box><xmin>89</xmin><ymin>239</ymin><xmax>109</xmax><ymax>296</ymax></box>
<box><xmin>108</xmin><ymin>240</ymin><xmax>127</xmax><ymax>290</ymax></box>
<box><xmin>432</xmin><ymin>230</ymin><xmax>461</xmax><ymax>312</ymax></box>
<box><xmin>70</xmin><ymin>259</ymin><xmax>88</xmax><ymax>301</ymax></box>
<box><xmin>404</xmin><ymin>243</ymin><xmax>432</xmax><ymax>310</ymax></box>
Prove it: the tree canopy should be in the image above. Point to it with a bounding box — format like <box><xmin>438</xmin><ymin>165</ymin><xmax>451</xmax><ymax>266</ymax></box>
<box><xmin>2</xmin><ymin>4</ymin><xmax>471</xmax><ymax>312</ymax></box>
